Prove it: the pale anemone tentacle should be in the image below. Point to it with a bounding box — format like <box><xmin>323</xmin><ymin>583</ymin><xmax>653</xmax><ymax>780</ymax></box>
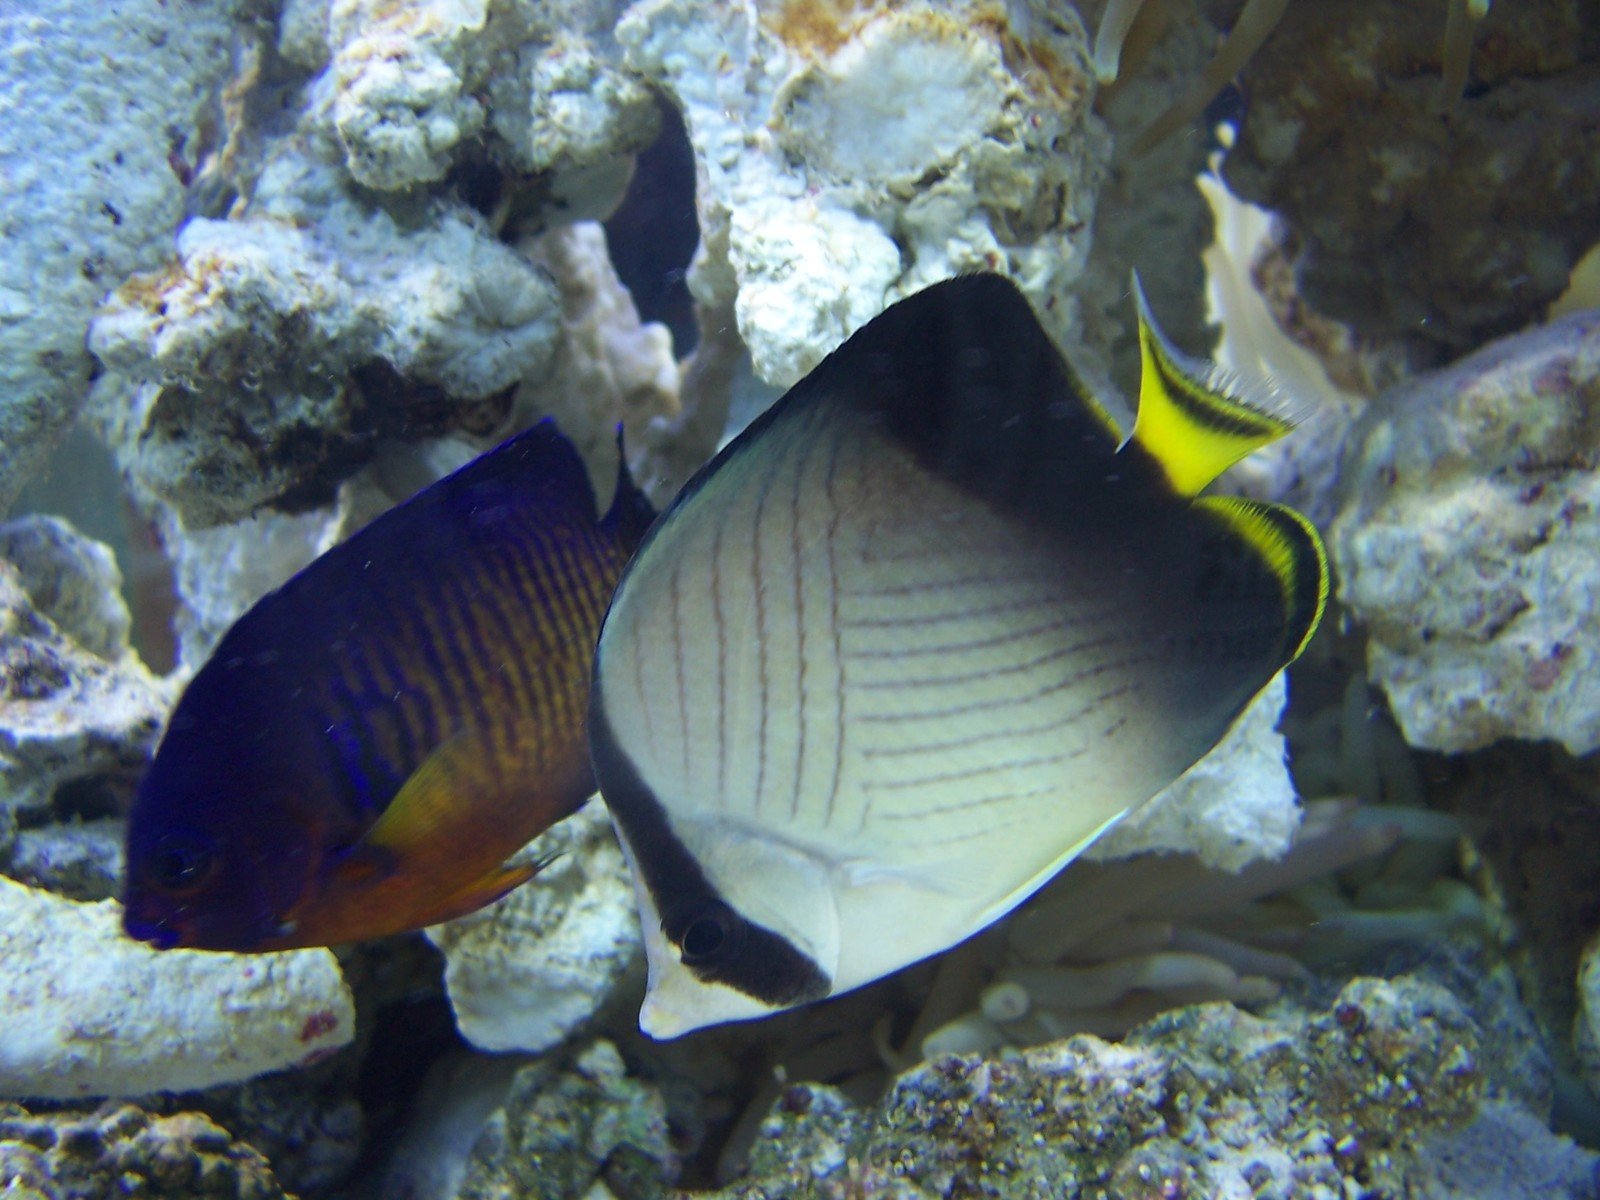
<box><xmin>1093</xmin><ymin>0</ymin><xmax>1152</xmax><ymax>83</ymax></box>
<box><xmin>1133</xmin><ymin>0</ymin><xmax>1293</xmax><ymax>154</ymax></box>
<box><xmin>1436</xmin><ymin>0</ymin><xmax>1492</xmax><ymax>112</ymax></box>
<box><xmin>1125</xmin><ymin>0</ymin><xmax>1494</xmax><ymax>151</ymax></box>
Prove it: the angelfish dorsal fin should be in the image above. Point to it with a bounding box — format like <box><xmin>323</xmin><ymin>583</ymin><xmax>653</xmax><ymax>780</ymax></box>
<box><xmin>1129</xmin><ymin>275</ymin><xmax>1293</xmax><ymax>497</ymax></box>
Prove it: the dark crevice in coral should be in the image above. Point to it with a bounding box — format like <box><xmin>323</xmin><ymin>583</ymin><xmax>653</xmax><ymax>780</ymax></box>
<box><xmin>447</xmin><ymin>153</ymin><xmax>509</xmax><ymax>219</ymax></box>
<box><xmin>1424</xmin><ymin>742</ymin><xmax>1600</xmax><ymax>1101</ymax></box>
<box><xmin>604</xmin><ymin>93</ymin><xmax>699</xmax><ymax>358</ymax></box>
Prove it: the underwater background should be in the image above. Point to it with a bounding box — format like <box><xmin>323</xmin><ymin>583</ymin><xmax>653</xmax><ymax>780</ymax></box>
<box><xmin>3</xmin><ymin>0</ymin><xmax>1600</xmax><ymax>1196</ymax></box>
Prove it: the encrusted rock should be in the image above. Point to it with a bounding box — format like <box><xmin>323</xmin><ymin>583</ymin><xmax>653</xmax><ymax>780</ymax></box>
<box><xmin>0</xmin><ymin>518</ymin><xmax>170</xmax><ymax>858</ymax></box>
<box><xmin>1075</xmin><ymin>0</ymin><xmax>1218</xmax><ymax>398</ymax></box>
<box><xmin>720</xmin><ymin>977</ymin><xmax>1487</xmax><ymax>1199</ymax></box>
<box><xmin>0</xmin><ymin>876</ymin><xmax>353</xmax><ymax>1100</ymax></box>
<box><xmin>1092</xmin><ymin>673</ymin><xmax>1299</xmax><ymax>872</ymax></box>
<box><xmin>1219</xmin><ymin>0</ymin><xmax>1600</xmax><ymax>356</ymax></box>
<box><xmin>1577</xmin><ymin>930</ymin><xmax>1600</xmax><ymax>1102</ymax></box>
<box><xmin>0</xmin><ymin>1102</ymin><xmax>287</xmax><ymax>1200</ymax></box>
<box><xmin>88</xmin><ymin>146</ymin><xmax>560</xmax><ymax>528</ymax></box>
<box><xmin>323</xmin><ymin>0</ymin><xmax>659</xmax><ymax>193</ymax></box>
<box><xmin>1331</xmin><ymin>308</ymin><xmax>1600</xmax><ymax>754</ymax></box>
<box><xmin>619</xmin><ymin>0</ymin><xmax>1109</xmax><ymax>389</ymax></box>
<box><xmin>0</xmin><ymin>0</ymin><xmax>247</xmax><ymax>516</ymax></box>
<box><xmin>451</xmin><ymin>1040</ymin><xmax>677</xmax><ymax>1200</ymax></box>
<box><xmin>520</xmin><ymin>220</ymin><xmax>682</xmax><ymax>504</ymax></box>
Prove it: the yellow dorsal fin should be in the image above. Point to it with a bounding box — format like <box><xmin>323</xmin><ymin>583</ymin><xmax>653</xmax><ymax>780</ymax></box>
<box><xmin>1196</xmin><ymin>494</ymin><xmax>1329</xmax><ymax>663</ymax></box>
<box><xmin>1129</xmin><ymin>275</ymin><xmax>1293</xmax><ymax>497</ymax></box>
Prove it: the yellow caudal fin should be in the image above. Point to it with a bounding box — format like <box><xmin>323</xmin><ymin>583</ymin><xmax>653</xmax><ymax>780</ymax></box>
<box><xmin>1196</xmin><ymin>494</ymin><xmax>1329</xmax><ymax>663</ymax></box>
<box><xmin>1128</xmin><ymin>275</ymin><xmax>1295</xmax><ymax>497</ymax></box>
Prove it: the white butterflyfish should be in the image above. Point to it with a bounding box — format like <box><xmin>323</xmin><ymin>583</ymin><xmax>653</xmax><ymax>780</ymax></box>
<box><xmin>588</xmin><ymin>273</ymin><xmax>1328</xmax><ymax>1039</ymax></box>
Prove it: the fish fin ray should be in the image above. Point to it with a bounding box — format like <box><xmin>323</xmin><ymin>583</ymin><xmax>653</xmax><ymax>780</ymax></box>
<box><xmin>1128</xmin><ymin>274</ymin><xmax>1298</xmax><ymax>497</ymax></box>
<box><xmin>1195</xmin><ymin>494</ymin><xmax>1328</xmax><ymax>663</ymax></box>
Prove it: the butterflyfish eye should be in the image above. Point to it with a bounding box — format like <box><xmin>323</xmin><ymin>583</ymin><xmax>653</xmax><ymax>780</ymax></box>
<box><xmin>147</xmin><ymin>832</ymin><xmax>218</xmax><ymax>894</ymax></box>
<box><xmin>678</xmin><ymin>901</ymin><xmax>739</xmax><ymax>966</ymax></box>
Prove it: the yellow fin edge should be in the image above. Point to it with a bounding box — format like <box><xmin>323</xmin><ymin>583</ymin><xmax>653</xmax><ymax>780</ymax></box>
<box><xmin>1196</xmin><ymin>494</ymin><xmax>1329</xmax><ymax>663</ymax></box>
<box><xmin>1129</xmin><ymin>277</ymin><xmax>1292</xmax><ymax>497</ymax></box>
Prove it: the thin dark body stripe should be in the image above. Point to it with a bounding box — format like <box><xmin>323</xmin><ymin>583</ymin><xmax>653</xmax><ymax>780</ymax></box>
<box><xmin>841</xmin><ymin>592</ymin><xmax>1068</xmax><ymax>631</ymax></box>
<box><xmin>788</xmin><ymin>433</ymin><xmax>813</xmax><ymax>822</ymax></box>
<box><xmin>858</xmin><ymin>674</ymin><xmax>1139</xmax><ymax>724</ymax></box>
<box><xmin>711</xmin><ymin>517</ymin><xmax>728</xmax><ymax>809</ymax></box>
<box><xmin>860</xmin><ymin>695</ymin><xmax>1140</xmax><ymax>759</ymax></box>
<box><xmin>750</xmin><ymin>466</ymin><xmax>776</xmax><ymax>814</ymax></box>
<box><xmin>629</xmin><ymin>603</ymin><xmax>658</xmax><ymax>759</ymax></box>
<box><xmin>869</xmin><ymin>745</ymin><xmax>1091</xmax><ymax>793</ymax></box>
<box><xmin>848</xmin><ymin>570</ymin><xmax>1067</xmax><ymax>599</ymax></box>
<box><xmin>532</xmin><ymin>525</ymin><xmax>600</xmax><ymax>652</ymax></box>
<box><xmin>331</xmin><ymin>640</ymin><xmax>410</xmax><ymax>796</ymax></box>
<box><xmin>868</xmin><ymin>745</ymin><xmax>1089</xmax><ymax>798</ymax></box>
<box><xmin>395</xmin><ymin>598</ymin><xmax>456</xmax><ymax>746</ymax></box>
<box><xmin>852</xmin><ymin>629</ymin><xmax>1130</xmax><ymax>690</ymax></box>
<box><xmin>670</xmin><ymin>556</ymin><xmax>690</xmax><ymax>781</ymax></box>
<box><xmin>362</xmin><ymin>630</ymin><xmax>428</xmax><ymax>766</ymax></box>
<box><xmin>905</xmin><ymin>792</ymin><xmax>1070</xmax><ymax>844</ymax></box>
<box><xmin>822</xmin><ymin>423</ymin><xmax>847</xmax><ymax>825</ymax></box>
<box><xmin>846</xmin><ymin>609</ymin><xmax>1118</xmax><ymax>662</ymax></box>
<box><xmin>462</xmin><ymin>560</ymin><xmax>541</xmax><ymax>720</ymax></box>
<box><xmin>432</xmin><ymin>569</ymin><xmax>496</xmax><ymax>735</ymax></box>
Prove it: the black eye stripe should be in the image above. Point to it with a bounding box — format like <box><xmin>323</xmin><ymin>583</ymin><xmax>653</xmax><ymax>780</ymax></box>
<box><xmin>592</xmin><ymin>699</ymin><xmax>829</xmax><ymax>1007</ymax></box>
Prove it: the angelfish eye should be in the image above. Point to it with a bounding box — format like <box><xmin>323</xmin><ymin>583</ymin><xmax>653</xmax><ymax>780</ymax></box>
<box><xmin>677</xmin><ymin>900</ymin><xmax>740</xmax><ymax>966</ymax></box>
<box><xmin>147</xmin><ymin>832</ymin><xmax>218</xmax><ymax>894</ymax></box>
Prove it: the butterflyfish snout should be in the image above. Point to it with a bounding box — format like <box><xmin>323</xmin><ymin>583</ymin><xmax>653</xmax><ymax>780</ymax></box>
<box><xmin>589</xmin><ymin>273</ymin><xmax>1328</xmax><ymax>1038</ymax></box>
<box><xmin>123</xmin><ymin>420</ymin><xmax>654</xmax><ymax>952</ymax></box>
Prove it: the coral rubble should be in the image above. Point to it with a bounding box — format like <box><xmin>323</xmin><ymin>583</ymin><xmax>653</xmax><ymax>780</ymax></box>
<box><xmin>437</xmin><ymin>1041</ymin><xmax>676</xmax><ymax>1200</ymax></box>
<box><xmin>0</xmin><ymin>516</ymin><xmax>170</xmax><ymax>865</ymax></box>
<box><xmin>88</xmin><ymin>156</ymin><xmax>562</xmax><ymax>528</ymax></box>
<box><xmin>720</xmin><ymin>979</ymin><xmax>1509</xmax><ymax>1199</ymax></box>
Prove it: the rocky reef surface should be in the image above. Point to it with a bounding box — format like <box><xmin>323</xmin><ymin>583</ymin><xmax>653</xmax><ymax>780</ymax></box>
<box><xmin>2</xmin><ymin>0</ymin><xmax>1598</xmax><ymax>1195</ymax></box>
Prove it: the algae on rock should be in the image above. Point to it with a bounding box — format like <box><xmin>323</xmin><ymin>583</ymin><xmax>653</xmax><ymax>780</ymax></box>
<box><xmin>723</xmin><ymin>978</ymin><xmax>1493</xmax><ymax>1200</ymax></box>
<box><xmin>452</xmin><ymin>1041</ymin><xmax>677</xmax><ymax>1200</ymax></box>
<box><xmin>0</xmin><ymin>1103</ymin><xmax>289</xmax><ymax>1200</ymax></box>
